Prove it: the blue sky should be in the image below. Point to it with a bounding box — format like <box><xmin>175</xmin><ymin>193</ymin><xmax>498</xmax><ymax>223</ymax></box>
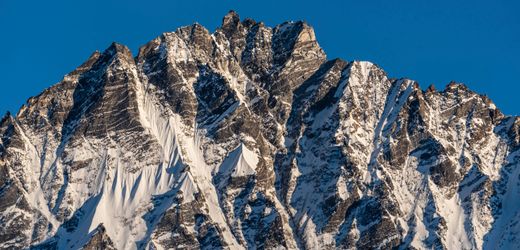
<box><xmin>1</xmin><ymin>0</ymin><xmax>519</xmax><ymax>115</ymax></box>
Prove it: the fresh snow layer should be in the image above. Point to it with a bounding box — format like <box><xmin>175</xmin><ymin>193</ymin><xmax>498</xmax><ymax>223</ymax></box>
<box><xmin>219</xmin><ymin>143</ymin><xmax>259</xmax><ymax>178</ymax></box>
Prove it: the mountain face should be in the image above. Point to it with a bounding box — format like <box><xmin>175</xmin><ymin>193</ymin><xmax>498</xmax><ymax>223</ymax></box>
<box><xmin>1</xmin><ymin>11</ymin><xmax>519</xmax><ymax>250</ymax></box>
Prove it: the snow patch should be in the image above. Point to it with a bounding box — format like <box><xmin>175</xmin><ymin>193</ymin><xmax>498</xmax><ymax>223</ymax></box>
<box><xmin>218</xmin><ymin>143</ymin><xmax>258</xmax><ymax>178</ymax></box>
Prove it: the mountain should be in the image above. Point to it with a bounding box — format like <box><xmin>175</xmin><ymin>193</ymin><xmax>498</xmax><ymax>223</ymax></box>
<box><xmin>1</xmin><ymin>10</ymin><xmax>519</xmax><ymax>250</ymax></box>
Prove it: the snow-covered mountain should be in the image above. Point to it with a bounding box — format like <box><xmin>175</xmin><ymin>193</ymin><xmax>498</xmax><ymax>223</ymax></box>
<box><xmin>1</xmin><ymin>11</ymin><xmax>519</xmax><ymax>250</ymax></box>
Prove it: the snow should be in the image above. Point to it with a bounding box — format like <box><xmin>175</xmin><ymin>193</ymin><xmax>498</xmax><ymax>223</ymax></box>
<box><xmin>135</xmin><ymin>74</ymin><xmax>242</xmax><ymax>249</ymax></box>
<box><xmin>483</xmin><ymin>150</ymin><xmax>520</xmax><ymax>249</ymax></box>
<box><xmin>177</xmin><ymin>172</ymin><xmax>197</xmax><ymax>203</ymax></box>
<box><xmin>430</xmin><ymin>182</ymin><xmax>472</xmax><ymax>250</ymax></box>
<box><xmin>53</xmin><ymin>148</ymin><xmax>180</xmax><ymax>249</ymax></box>
<box><xmin>162</xmin><ymin>32</ymin><xmax>192</xmax><ymax>64</ymax></box>
<box><xmin>12</xmin><ymin>121</ymin><xmax>61</xmax><ymax>236</ymax></box>
<box><xmin>218</xmin><ymin>143</ymin><xmax>258</xmax><ymax>178</ymax></box>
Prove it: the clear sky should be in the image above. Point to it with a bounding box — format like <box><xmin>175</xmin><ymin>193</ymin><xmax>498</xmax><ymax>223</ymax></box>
<box><xmin>1</xmin><ymin>0</ymin><xmax>519</xmax><ymax>115</ymax></box>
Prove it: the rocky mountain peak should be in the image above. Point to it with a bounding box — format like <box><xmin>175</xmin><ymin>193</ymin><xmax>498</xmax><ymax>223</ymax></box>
<box><xmin>105</xmin><ymin>42</ymin><xmax>132</xmax><ymax>56</ymax></box>
<box><xmin>221</xmin><ymin>10</ymin><xmax>241</xmax><ymax>33</ymax></box>
<box><xmin>66</xmin><ymin>51</ymin><xmax>102</xmax><ymax>78</ymax></box>
<box><xmin>0</xmin><ymin>112</ymin><xmax>11</xmax><ymax>125</ymax></box>
<box><xmin>0</xmin><ymin>11</ymin><xmax>519</xmax><ymax>250</ymax></box>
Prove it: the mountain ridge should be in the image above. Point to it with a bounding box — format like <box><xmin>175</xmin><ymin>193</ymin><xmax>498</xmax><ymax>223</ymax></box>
<box><xmin>0</xmin><ymin>10</ymin><xmax>519</xmax><ymax>250</ymax></box>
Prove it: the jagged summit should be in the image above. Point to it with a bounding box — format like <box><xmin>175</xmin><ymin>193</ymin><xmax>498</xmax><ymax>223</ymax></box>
<box><xmin>0</xmin><ymin>11</ymin><xmax>518</xmax><ymax>250</ymax></box>
<box><xmin>222</xmin><ymin>10</ymin><xmax>241</xmax><ymax>29</ymax></box>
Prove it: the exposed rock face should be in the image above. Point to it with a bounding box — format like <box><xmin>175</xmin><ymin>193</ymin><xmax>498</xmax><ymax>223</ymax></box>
<box><xmin>81</xmin><ymin>224</ymin><xmax>117</xmax><ymax>250</ymax></box>
<box><xmin>0</xmin><ymin>11</ymin><xmax>519</xmax><ymax>250</ymax></box>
